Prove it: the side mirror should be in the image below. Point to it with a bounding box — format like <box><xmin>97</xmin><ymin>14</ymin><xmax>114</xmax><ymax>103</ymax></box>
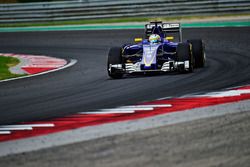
<box><xmin>166</xmin><ymin>36</ymin><xmax>174</xmax><ymax>40</ymax></box>
<box><xmin>134</xmin><ymin>38</ymin><xmax>142</xmax><ymax>43</ymax></box>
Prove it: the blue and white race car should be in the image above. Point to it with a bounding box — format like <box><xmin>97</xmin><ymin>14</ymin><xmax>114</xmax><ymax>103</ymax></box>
<box><xmin>107</xmin><ymin>21</ymin><xmax>205</xmax><ymax>79</ymax></box>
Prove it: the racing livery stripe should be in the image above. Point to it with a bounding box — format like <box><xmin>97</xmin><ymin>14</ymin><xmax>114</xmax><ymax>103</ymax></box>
<box><xmin>0</xmin><ymin>85</ymin><xmax>250</xmax><ymax>142</ymax></box>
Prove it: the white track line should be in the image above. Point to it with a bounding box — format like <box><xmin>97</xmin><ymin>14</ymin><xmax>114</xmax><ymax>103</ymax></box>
<box><xmin>195</xmin><ymin>89</ymin><xmax>250</xmax><ymax>97</ymax></box>
<box><xmin>0</xmin><ymin>59</ymin><xmax>77</xmax><ymax>83</ymax></box>
<box><xmin>0</xmin><ymin>127</ymin><xmax>33</xmax><ymax>131</ymax></box>
<box><xmin>0</xmin><ymin>124</ymin><xmax>55</xmax><ymax>135</ymax></box>
<box><xmin>102</xmin><ymin>108</ymin><xmax>154</xmax><ymax>111</ymax></box>
<box><xmin>123</xmin><ymin>104</ymin><xmax>172</xmax><ymax>108</ymax></box>
<box><xmin>0</xmin><ymin>131</ymin><xmax>11</xmax><ymax>135</ymax></box>
<box><xmin>0</xmin><ymin>124</ymin><xmax>54</xmax><ymax>128</ymax></box>
<box><xmin>81</xmin><ymin>104</ymin><xmax>172</xmax><ymax>114</ymax></box>
<box><xmin>82</xmin><ymin>110</ymin><xmax>135</xmax><ymax>114</ymax></box>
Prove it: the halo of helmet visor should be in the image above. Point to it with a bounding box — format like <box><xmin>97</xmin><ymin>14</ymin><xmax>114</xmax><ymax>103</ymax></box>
<box><xmin>149</xmin><ymin>34</ymin><xmax>161</xmax><ymax>43</ymax></box>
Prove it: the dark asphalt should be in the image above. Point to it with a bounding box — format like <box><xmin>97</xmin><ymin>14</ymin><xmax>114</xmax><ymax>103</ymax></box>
<box><xmin>0</xmin><ymin>27</ymin><xmax>250</xmax><ymax>125</ymax></box>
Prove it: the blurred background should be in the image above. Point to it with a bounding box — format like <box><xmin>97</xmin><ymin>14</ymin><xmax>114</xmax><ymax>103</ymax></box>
<box><xmin>0</xmin><ymin>0</ymin><xmax>249</xmax><ymax>26</ymax></box>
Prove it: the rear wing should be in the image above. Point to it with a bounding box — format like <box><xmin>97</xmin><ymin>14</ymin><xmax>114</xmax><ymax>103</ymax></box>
<box><xmin>145</xmin><ymin>21</ymin><xmax>183</xmax><ymax>42</ymax></box>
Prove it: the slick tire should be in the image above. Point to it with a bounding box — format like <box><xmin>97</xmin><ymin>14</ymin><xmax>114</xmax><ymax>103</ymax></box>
<box><xmin>107</xmin><ymin>47</ymin><xmax>124</xmax><ymax>79</ymax></box>
<box><xmin>187</xmin><ymin>39</ymin><xmax>205</xmax><ymax>68</ymax></box>
<box><xmin>176</xmin><ymin>43</ymin><xmax>194</xmax><ymax>73</ymax></box>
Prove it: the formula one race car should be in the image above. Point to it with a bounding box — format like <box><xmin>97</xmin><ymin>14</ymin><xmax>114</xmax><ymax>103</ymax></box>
<box><xmin>107</xmin><ymin>21</ymin><xmax>205</xmax><ymax>79</ymax></box>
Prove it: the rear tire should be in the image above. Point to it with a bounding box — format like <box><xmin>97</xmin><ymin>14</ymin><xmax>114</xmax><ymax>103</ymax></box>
<box><xmin>107</xmin><ymin>47</ymin><xmax>124</xmax><ymax>79</ymax></box>
<box><xmin>176</xmin><ymin>43</ymin><xmax>194</xmax><ymax>73</ymax></box>
<box><xmin>187</xmin><ymin>39</ymin><xmax>205</xmax><ymax>68</ymax></box>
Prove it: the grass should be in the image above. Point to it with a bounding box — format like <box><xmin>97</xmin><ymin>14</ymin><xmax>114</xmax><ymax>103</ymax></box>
<box><xmin>1</xmin><ymin>13</ymin><xmax>249</xmax><ymax>28</ymax></box>
<box><xmin>0</xmin><ymin>56</ymin><xmax>25</xmax><ymax>80</ymax></box>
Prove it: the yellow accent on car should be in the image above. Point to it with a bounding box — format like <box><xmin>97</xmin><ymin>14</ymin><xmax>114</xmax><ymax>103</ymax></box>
<box><xmin>166</xmin><ymin>36</ymin><xmax>174</xmax><ymax>40</ymax></box>
<box><xmin>134</xmin><ymin>38</ymin><xmax>142</xmax><ymax>43</ymax></box>
<box><xmin>143</xmin><ymin>55</ymin><xmax>155</xmax><ymax>67</ymax></box>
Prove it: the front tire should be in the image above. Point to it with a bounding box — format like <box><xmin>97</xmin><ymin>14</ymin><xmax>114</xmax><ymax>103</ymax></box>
<box><xmin>187</xmin><ymin>39</ymin><xmax>205</xmax><ymax>68</ymax></box>
<box><xmin>176</xmin><ymin>43</ymin><xmax>194</xmax><ymax>73</ymax></box>
<box><xmin>107</xmin><ymin>47</ymin><xmax>124</xmax><ymax>79</ymax></box>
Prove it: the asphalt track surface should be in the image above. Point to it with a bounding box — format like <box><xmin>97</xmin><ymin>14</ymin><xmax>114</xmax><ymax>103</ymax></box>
<box><xmin>0</xmin><ymin>27</ymin><xmax>250</xmax><ymax>125</ymax></box>
<box><xmin>0</xmin><ymin>27</ymin><xmax>250</xmax><ymax>166</ymax></box>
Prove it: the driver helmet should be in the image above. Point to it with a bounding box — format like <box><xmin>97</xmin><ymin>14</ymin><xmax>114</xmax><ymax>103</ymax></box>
<box><xmin>149</xmin><ymin>34</ymin><xmax>161</xmax><ymax>43</ymax></box>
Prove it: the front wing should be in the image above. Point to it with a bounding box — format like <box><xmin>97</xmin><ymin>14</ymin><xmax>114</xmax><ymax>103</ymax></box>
<box><xmin>109</xmin><ymin>60</ymin><xmax>190</xmax><ymax>74</ymax></box>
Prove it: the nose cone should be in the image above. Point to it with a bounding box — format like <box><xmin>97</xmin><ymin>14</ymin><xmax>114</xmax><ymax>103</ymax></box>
<box><xmin>142</xmin><ymin>44</ymin><xmax>160</xmax><ymax>68</ymax></box>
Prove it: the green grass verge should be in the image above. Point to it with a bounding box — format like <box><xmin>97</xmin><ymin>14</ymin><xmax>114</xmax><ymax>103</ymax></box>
<box><xmin>0</xmin><ymin>56</ymin><xmax>26</xmax><ymax>80</ymax></box>
<box><xmin>1</xmin><ymin>13</ymin><xmax>250</xmax><ymax>28</ymax></box>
